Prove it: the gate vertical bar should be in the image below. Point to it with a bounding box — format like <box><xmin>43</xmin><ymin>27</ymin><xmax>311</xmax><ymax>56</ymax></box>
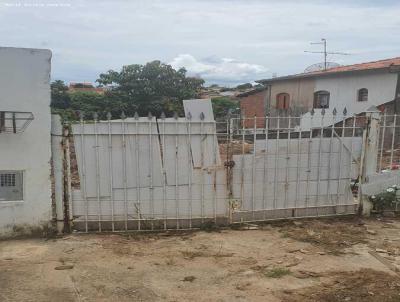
<box><xmin>107</xmin><ymin>113</ymin><xmax>115</xmax><ymax>231</ymax></box>
<box><xmin>79</xmin><ymin>113</ymin><xmax>88</xmax><ymax>232</ymax></box>
<box><xmin>336</xmin><ymin>109</ymin><xmax>347</xmax><ymax>206</ymax></box>
<box><xmin>121</xmin><ymin>113</ymin><xmax>128</xmax><ymax>230</ymax></box>
<box><xmin>315</xmin><ymin>109</ymin><xmax>325</xmax><ymax>214</ymax></box>
<box><xmin>161</xmin><ymin>113</ymin><xmax>167</xmax><ymax>230</ymax></box>
<box><xmin>262</xmin><ymin>115</ymin><xmax>269</xmax><ymax>219</ymax></box>
<box><xmin>200</xmin><ymin>112</ymin><xmax>205</xmax><ymax>223</ymax></box>
<box><xmin>213</xmin><ymin>118</ymin><xmax>218</xmax><ymax>223</ymax></box>
<box><xmin>93</xmin><ymin>113</ymin><xmax>101</xmax><ymax>232</ymax></box>
<box><xmin>305</xmin><ymin>111</ymin><xmax>314</xmax><ymax>215</ymax></box>
<box><xmin>174</xmin><ymin>113</ymin><xmax>179</xmax><ymax>229</ymax></box>
<box><xmin>284</xmin><ymin>114</ymin><xmax>291</xmax><ymax>210</ymax></box>
<box><xmin>327</xmin><ymin>109</ymin><xmax>337</xmax><ymax>205</ymax></box>
<box><xmin>251</xmin><ymin>116</ymin><xmax>257</xmax><ymax>219</ymax></box>
<box><xmin>187</xmin><ymin>112</ymin><xmax>193</xmax><ymax>228</ymax></box>
<box><xmin>240</xmin><ymin>116</ymin><xmax>245</xmax><ymax>216</ymax></box>
<box><xmin>134</xmin><ymin>113</ymin><xmax>141</xmax><ymax>230</ymax></box>
<box><xmin>348</xmin><ymin>114</ymin><xmax>357</xmax><ymax>198</ymax></box>
<box><xmin>295</xmin><ymin>116</ymin><xmax>303</xmax><ymax>217</ymax></box>
<box><xmin>273</xmin><ymin>116</ymin><xmax>280</xmax><ymax>210</ymax></box>
<box><xmin>149</xmin><ymin>113</ymin><xmax>154</xmax><ymax>230</ymax></box>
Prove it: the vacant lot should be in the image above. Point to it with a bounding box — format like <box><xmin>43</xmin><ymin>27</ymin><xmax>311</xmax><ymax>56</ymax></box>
<box><xmin>2</xmin><ymin>217</ymin><xmax>400</xmax><ymax>301</ymax></box>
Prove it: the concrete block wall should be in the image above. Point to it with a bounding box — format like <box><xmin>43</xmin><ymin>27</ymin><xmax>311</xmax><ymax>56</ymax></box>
<box><xmin>0</xmin><ymin>47</ymin><xmax>52</xmax><ymax>237</ymax></box>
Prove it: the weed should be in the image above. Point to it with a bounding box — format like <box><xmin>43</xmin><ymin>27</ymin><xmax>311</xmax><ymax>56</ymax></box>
<box><xmin>181</xmin><ymin>250</ymin><xmax>205</xmax><ymax>259</ymax></box>
<box><xmin>264</xmin><ymin>267</ymin><xmax>291</xmax><ymax>278</ymax></box>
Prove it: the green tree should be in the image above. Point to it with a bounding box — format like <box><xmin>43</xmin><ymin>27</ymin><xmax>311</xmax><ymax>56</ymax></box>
<box><xmin>50</xmin><ymin>80</ymin><xmax>70</xmax><ymax>109</ymax></box>
<box><xmin>97</xmin><ymin>60</ymin><xmax>204</xmax><ymax>116</ymax></box>
<box><xmin>211</xmin><ymin>97</ymin><xmax>239</xmax><ymax>119</ymax></box>
<box><xmin>68</xmin><ymin>91</ymin><xmax>109</xmax><ymax>119</ymax></box>
<box><xmin>236</xmin><ymin>83</ymin><xmax>252</xmax><ymax>90</ymax></box>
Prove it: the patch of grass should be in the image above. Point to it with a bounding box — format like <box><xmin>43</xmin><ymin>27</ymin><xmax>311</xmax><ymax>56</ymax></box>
<box><xmin>264</xmin><ymin>267</ymin><xmax>292</xmax><ymax>278</ymax></box>
<box><xmin>181</xmin><ymin>250</ymin><xmax>206</xmax><ymax>259</ymax></box>
<box><xmin>264</xmin><ymin>267</ymin><xmax>291</xmax><ymax>278</ymax></box>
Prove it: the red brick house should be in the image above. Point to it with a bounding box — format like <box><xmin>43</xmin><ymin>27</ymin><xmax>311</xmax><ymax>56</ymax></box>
<box><xmin>237</xmin><ymin>87</ymin><xmax>268</xmax><ymax>128</ymax></box>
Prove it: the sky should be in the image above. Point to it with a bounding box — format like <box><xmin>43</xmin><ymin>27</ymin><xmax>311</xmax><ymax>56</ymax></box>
<box><xmin>1</xmin><ymin>0</ymin><xmax>400</xmax><ymax>86</ymax></box>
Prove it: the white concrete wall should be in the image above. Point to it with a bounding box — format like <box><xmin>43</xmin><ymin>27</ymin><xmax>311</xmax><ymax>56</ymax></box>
<box><xmin>0</xmin><ymin>47</ymin><xmax>52</xmax><ymax>235</ymax></box>
<box><xmin>314</xmin><ymin>71</ymin><xmax>397</xmax><ymax>115</ymax></box>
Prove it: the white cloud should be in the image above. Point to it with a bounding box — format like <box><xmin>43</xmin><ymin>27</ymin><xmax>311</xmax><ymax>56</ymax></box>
<box><xmin>1</xmin><ymin>0</ymin><xmax>400</xmax><ymax>84</ymax></box>
<box><xmin>170</xmin><ymin>54</ymin><xmax>268</xmax><ymax>85</ymax></box>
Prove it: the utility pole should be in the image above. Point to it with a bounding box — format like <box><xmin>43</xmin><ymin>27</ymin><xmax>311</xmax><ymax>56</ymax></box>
<box><xmin>304</xmin><ymin>38</ymin><xmax>350</xmax><ymax>70</ymax></box>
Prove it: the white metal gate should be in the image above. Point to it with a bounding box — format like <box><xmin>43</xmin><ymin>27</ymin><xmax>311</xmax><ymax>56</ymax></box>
<box><xmin>64</xmin><ymin>108</ymin><xmax>374</xmax><ymax>232</ymax></box>
<box><xmin>227</xmin><ymin>111</ymin><xmax>364</xmax><ymax>223</ymax></box>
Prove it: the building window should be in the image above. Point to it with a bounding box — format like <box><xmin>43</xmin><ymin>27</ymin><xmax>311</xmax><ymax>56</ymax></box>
<box><xmin>358</xmin><ymin>88</ymin><xmax>368</xmax><ymax>102</ymax></box>
<box><xmin>0</xmin><ymin>112</ymin><xmax>5</xmax><ymax>132</ymax></box>
<box><xmin>276</xmin><ymin>93</ymin><xmax>290</xmax><ymax>109</ymax></box>
<box><xmin>0</xmin><ymin>171</ymin><xmax>23</xmax><ymax>201</ymax></box>
<box><xmin>313</xmin><ymin>90</ymin><xmax>330</xmax><ymax>108</ymax></box>
<box><xmin>0</xmin><ymin>174</ymin><xmax>16</xmax><ymax>187</ymax></box>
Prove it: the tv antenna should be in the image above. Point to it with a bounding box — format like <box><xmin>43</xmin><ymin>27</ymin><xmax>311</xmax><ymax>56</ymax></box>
<box><xmin>304</xmin><ymin>38</ymin><xmax>351</xmax><ymax>70</ymax></box>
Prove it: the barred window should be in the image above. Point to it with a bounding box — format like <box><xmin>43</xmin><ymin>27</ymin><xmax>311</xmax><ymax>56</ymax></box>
<box><xmin>0</xmin><ymin>173</ymin><xmax>16</xmax><ymax>187</ymax></box>
<box><xmin>314</xmin><ymin>90</ymin><xmax>330</xmax><ymax>109</ymax></box>
<box><xmin>358</xmin><ymin>88</ymin><xmax>368</xmax><ymax>102</ymax></box>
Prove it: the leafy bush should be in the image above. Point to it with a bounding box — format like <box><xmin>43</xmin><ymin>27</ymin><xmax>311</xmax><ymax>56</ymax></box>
<box><xmin>369</xmin><ymin>185</ymin><xmax>400</xmax><ymax>212</ymax></box>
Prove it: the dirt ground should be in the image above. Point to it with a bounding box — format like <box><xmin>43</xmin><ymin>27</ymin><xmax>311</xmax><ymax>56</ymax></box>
<box><xmin>2</xmin><ymin>217</ymin><xmax>400</xmax><ymax>302</ymax></box>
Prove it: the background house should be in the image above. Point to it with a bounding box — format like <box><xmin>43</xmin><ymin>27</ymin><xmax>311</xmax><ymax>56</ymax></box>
<box><xmin>261</xmin><ymin>57</ymin><xmax>400</xmax><ymax>115</ymax></box>
<box><xmin>0</xmin><ymin>47</ymin><xmax>53</xmax><ymax>236</ymax></box>
<box><xmin>68</xmin><ymin>82</ymin><xmax>105</xmax><ymax>94</ymax></box>
<box><xmin>237</xmin><ymin>87</ymin><xmax>268</xmax><ymax>128</ymax></box>
<box><xmin>240</xmin><ymin>57</ymin><xmax>400</xmax><ymax>127</ymax></box>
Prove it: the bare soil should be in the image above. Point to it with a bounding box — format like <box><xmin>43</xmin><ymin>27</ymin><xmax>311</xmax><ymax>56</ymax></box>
<box><xmin>2</xmin><ymin>217</ymin><xmax>400</xmax><ymax>301</ymax></box>
<box><xmin>273</xmin><ymin>218</ymin><xmax>368</xmax><ymax>255</ymax></box>
<box><xmin>281</xmin><ymin>269</ymin><xmax>400</xmax><ymax>302</ymax></box>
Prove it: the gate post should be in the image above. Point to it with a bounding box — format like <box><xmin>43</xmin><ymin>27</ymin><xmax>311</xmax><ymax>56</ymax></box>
<box><xmin>63</xmin><ymin>125</ymin><xmax>72</xmax><ymax>233</ymax></box>
<box><xmin>360</xmin><ymin>106</ymin><xmax>381</xmax><ymax>216</ymax></box>
<box><xmin>51</xmin><ymin>114</ymin><xmax>65</xmax><ymax>232</ymax></box>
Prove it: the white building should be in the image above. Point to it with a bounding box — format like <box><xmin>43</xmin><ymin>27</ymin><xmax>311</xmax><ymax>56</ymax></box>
<box><xmin>256</xmin><ymin>57</ymin><xmax>400</xmax><ymax>128</ymax></box>
<box><xmin>0</xmin><ymin>47</ymin><xmax>53</xmax><ymax>236</ymax></box>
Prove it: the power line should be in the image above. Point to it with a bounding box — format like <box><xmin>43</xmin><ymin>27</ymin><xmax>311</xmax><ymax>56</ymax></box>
<box><xmin>304</xmin><ymin>38</ymin><xmax>351</xmax><ymax>70</ymax></box>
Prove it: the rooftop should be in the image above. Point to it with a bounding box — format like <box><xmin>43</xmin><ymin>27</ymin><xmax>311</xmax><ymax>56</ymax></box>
<box><xmin>258</xmin><ymin>57</ymin><xmax>400</xmax><ymax>83</ymax></box>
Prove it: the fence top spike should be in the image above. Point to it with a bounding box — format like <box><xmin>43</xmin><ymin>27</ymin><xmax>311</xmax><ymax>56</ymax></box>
<box><xmin>160</xmin><ymin>111</ymin><xmax>166</xmax><ymax>120</ymax></box>
<box><xmin>121</xmin><ymin>111</ymin><xmax>126</xmax><ymax>119</ymax></box>
<box><xmin>321</xmin><ymin>108</ymin><xmax>325</xmax><ymax>116</ymax></box>
<box><xmin>173</xmin><ymin>112</ymin><xmax>178</xmax><ymax>120</ymax></box>
<box><xmin>148</xmin><ymin>111</ymin><xmax>153</xmax><ymax>119</ymax></box>
<box><xmin>106</xmin><ymin>112</ymin><xmax>112</xmax><ymax>120</ymax></box>
<box><xmin>93</xmin><ymin>112</ymin><xmax>98</xmax><ymax>120</ymax></box>
<box><xmin>187</xmin><ymin>111</ymin><xmax>192</xmax><ymax>120</ymax></box>
<box><xmin>343</xmin><ymin>107</ymin><xmax>347</xmax><ymax>116</ymax></box>
<box><xmin>134</xmin><ymin>112</ymin><xmax>139</xmax><ymax>119</ymax></box>
<box><xmin>332</xmin><ymin>107</ymin><xmax>337</xmax><ymax>115</ymax></box>
<box><xmin>199</xmin><ymin>112</ymin><xmax>205</xmax><ymax>120</ymax></box>
<box><xmin>310</xmin><ymin>108</ymin><xmax>315</xmax><ymax>116</ymax></box>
